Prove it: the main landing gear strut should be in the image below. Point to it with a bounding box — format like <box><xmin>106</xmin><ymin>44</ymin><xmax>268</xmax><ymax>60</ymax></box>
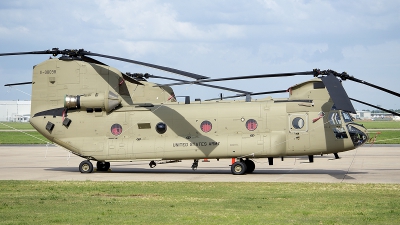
<box><xmin>231</xmin><ymin>158</ymin><xmax>255</xmax><ymax>175</ymax></box>
<box><xmin>77</xmin><ymin>158</ymin><xmax>257</xmax><ymax>174</ymax></box>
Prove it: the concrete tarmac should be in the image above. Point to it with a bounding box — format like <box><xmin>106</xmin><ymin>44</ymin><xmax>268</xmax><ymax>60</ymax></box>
<box><xmin>0</xmin><ymin>145</ymin><xmax>399</xmax><ymax>183</ymax></box>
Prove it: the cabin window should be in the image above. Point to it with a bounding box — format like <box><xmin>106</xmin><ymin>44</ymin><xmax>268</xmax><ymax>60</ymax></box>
<box><xmin>156</xmin><ymin>122</ymin><xmax>167</xmax><ymax>134</ymax></box>
<box><xmin>200</xmin><ymin>120</ymin><xmax>212</xmax><ymax>133</ymax></box>
<box><xmin>246</xmin><ymin>119</ymin><xmax>258</xmax><ymax>131</ymax></box>
<box><xmin>292</xmin><ymin>117</ymin><xmax>304</xmax><ymax>129</ymax></box>
<box><xmin>111</xmin><ymin>124</ymin><xmax>122</xmax><ymax>136</ymax></box>
<box><xmin>288</xmin><ymin>114</ymin><xmax>308</xmax><ymax>133</ymax></box>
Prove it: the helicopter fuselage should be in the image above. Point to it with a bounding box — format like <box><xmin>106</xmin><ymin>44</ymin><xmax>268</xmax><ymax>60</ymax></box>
<box><xmin>28</xmin><ymin>58</ymin><xmax>366</xmax><ymax>164</ymax></box>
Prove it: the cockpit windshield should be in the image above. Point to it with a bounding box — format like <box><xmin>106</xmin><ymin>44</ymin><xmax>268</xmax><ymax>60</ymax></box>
<box><xmin>341</xmin><ymin>112</ymin><xmax>353</xmax><ymax>123</ymax></box>
<box><xmin>329</xmin><ymin>111</ymin><xmax>354</xmax><ymax>124</ymax></box>
<box><xmin>347</xmin><ymin>124</ymin><xmax>368</xmax><ymax>147</ymax></box>
<box><xmin>328</xmin><ymin>110</ymin><xmax>368</xmax><ymax>147</ymax></box>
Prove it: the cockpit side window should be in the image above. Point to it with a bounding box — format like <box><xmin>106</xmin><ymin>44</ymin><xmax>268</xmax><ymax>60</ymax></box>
<box><xmin>329</xmin><ymin>111</ymin><xmax>348</xmax><ymax>139</ymax></box>
<box><xmin>329</xmin><ymin>112</ymin><xmax>342</xmax><ymax>125</ymax></box>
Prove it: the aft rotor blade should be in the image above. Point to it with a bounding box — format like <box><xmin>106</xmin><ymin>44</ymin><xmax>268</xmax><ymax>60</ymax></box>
<box><xmin>4</xmin><ymin>82</ymin><xmax>33</xmax><ymax>86</ymax></box>
<box><xmin>321</xmin><ymin>74</ymin><xmax>356</xmax><ymax>113</ymax></box>
<box><xmin>85</xmin><ymin>52</ymin><xmax>209</xmax><ymax>80</ymax></box>
<box><xmin>81</xmin><ymin>55</ymin><xmax>108</xmax><ymax>66</ymax></box>
<box><xmin>159</xmin><ymin>71</ymin><xmax>316</xmax><ymax>87</ymax></box>
<box><xmin>0</xmin><ymin>50</ymin><xmax>52</xmax><ymax>56</ymax></box>
<box><xmin>350</xmin><ymin>98</ymin><xmax>400</xmax><ymax>117</ymax></box>
<box><xmin>146</xmin><ymin>74</ymin><xmax>250</xmax><ymax>94</ymax></box>
<box><xmin>0</xmin><ymin>49</ymin><xmax>209</xmax><ymax>80</ymax></box>
<box><xmin>205</xmin><ymin>90</ymin><xmax>288</xmax><ymax>101</ymax></box>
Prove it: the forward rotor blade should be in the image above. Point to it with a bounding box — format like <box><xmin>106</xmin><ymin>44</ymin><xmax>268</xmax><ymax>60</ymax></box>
<box><xmin>350</xmin><ymin>98</ymin><xmax>400</xmax><ymax>117</ymax></box>
<box><xmin>321</xmin><ymin>74</ymin><xmax>356</xmax><ymax>113</ymax></box>
<box><xmin>348</xmin><ymin>77</ymin><xmax>400</xmax><ymax>97</ymax></box>
<box><xmin>205</xmin><ymin>90</ymin><xmax>288</xmax><ymax>101</ymax></box>
<box><xmin>159</xmin><ymin>71</ymin><xmax>316</xmax><ymax>87</ymax></box>
<box><xmin>85</xmin><ymin>52</ymin><xmax>209</xmax><ymax>80</ymax></box>
<box><xmin>4</xmin><ymin>82</ymin><xmax>33</xmax><ymax>86</ymax></box>
<box><xmin>324</xmin><ymin>71</ymin><xmax>400</xmax><ymax>98</ymax></box>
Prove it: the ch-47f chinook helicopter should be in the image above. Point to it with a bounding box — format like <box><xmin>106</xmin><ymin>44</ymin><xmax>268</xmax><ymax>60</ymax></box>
<box><xmin>2</xmin><ymin>48</ymin><xmax>400</xmax><ymax>175</ymax></box>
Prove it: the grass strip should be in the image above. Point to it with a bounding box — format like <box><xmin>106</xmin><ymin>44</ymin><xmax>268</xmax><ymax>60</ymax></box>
<box><xmin>0</xmin><ymin>122</ymin><xmax>35</xmax><ymax>130</ymax></box>
<box><xmin>367</xmin><ymin>130</ymin><xmax>400</xmax><ymax>144</ymax></box>
<box><xmin>359</xmin><ymin>121</ymin><xmax>400</xmax><ymax>129</ymax></box>
<box><xmin>0</xmin><ymin>181</ymin><xmax>399</xmax><ymax>224</ymax></box>
<box><xmin>0</xmin><ymin>132</ymin><xmax>48</xmax><ymax>144</ymax></box>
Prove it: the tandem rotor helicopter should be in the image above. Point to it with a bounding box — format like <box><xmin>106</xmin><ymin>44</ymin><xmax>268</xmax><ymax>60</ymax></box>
<box><xmin>2</xmin><ymin>48</ymin><xmax>400</xmax><ymax>175</ymax></box>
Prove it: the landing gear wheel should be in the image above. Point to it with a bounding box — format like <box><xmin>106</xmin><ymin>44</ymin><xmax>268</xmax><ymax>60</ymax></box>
<box><xmin>231</xmin><ymin>161</ymin><xmax>247</xmax><ymax>175</ymax></box>
<box><xmin>244</xmin><ymin>159</ymin><xmax>255</xmax><ymax>173</ymax></box>
<box><xmin>79</xmin><ymin>160</ymin><xmax>93</xmax><ymax>173</ymax></box>
<box><xmin>96</xmin><ymin>161</ymin><xmax>110</xmax><ymax>171</ymax></box>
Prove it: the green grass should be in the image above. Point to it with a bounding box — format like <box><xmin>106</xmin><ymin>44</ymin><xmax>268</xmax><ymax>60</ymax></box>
<box><xmin>0</xmin><ymin>131</ymin><xmax>48</xmax><ymax>144</ymax></box>
<box><xmin>357</xmin><ymin>120</ymin><xmax>400</xmax><ymax>129</ymax></box>
<box><xmin>0</xmin><ymin>181</ymin><xmax>399</xmax><ymax>224</ymax></box>
<box><xmin>367</xmin><ymin>130</ymin><xmax>400</xmax><ymax>144</ymax></box>
<box><xmin>0</xmin><ymin>122</ymin><xmax>35</xmax><ymax>130</ymax></box>
<box><xmin>0</xmin><ymin>122</ymin><xmax>48</xmax><ymax>144</ymax></box>
<box><xmin>355</xmin><ymin>121</ymin><xmax>400</xmax><ymax>144</ymax></box>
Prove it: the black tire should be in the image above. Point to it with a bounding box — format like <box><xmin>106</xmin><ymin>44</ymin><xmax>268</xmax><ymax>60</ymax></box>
<box><xmin>79</xmin><ymin>160</ymin><xmax>93</xmax><ymax>173</ymax></box>
<box><xmin>244</xmin><ymin>159</ymin><xmax>255</xmax><ymax>173</ymax></box>
<box><xmin>231</xmin><ymin>161</ymin><xmax>247</xmax><ymax>175</ymax></box>
<box><xmin>96</xmin><ymin>161</ymin><xmax>110</xmax><ymax>171</ymax></box>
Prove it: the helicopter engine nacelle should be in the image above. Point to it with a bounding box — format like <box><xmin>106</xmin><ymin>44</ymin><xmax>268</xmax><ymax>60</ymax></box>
<box><xmin>64</xmin><ymin>91</ymin><xmax>121</xmax><ymax>113</ymax></box>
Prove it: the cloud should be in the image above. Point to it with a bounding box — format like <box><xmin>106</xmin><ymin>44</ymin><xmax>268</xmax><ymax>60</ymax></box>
<box><xmin>0</xmin><ymin>0</ymin><xmax>399</xmax><ymax>109</ymax></box>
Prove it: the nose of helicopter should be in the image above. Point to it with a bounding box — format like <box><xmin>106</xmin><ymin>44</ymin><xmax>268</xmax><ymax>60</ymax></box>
<box><xmin>346</xmin><ymin>123</ymin><xmax>369</xmax><ymax>148</ymax></box>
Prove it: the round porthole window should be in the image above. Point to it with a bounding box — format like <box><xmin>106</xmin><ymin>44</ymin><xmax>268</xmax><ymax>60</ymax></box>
<box><xmin>246</xmin><ymin>119</ymin><xmax>258</xmax><ymax>131</ymax></box>
<box><xmin>111</xmin><ymin>124</ymin><xmax>122</xmax><ymax>136</ymax></box>
<box><xmin>200</xmin><ymin>120</ymin><xmax>212</xmax><ymax>133</ymax></box>
<box><xmin>156</xmin><ymin>122</ymin><xmax>167</xmax><ymax>134</ymax></box>
<box><xmin>292</xmin><ymin>117</ymin><xmax>304</xmax><ymax>129</ymax></box>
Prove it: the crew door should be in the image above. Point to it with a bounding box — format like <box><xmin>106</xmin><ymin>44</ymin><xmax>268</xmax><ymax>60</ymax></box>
<box><xmin>286</xmin><ymin>113</ymin><xmax>310</xmax><ymax>154</ymax></box>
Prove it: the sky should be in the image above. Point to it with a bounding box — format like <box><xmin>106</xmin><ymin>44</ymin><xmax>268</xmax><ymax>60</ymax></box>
<box><xmin>0</xmin><ymin>0</ymin><xmax>399</xmax><ymax>111</ymax></box>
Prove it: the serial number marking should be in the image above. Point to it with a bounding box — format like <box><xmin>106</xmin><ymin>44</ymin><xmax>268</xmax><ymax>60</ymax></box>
<box><xmin>40</xmin><ymin>70</ymin><xmax>57</xmax><ymax>74</ymax></box>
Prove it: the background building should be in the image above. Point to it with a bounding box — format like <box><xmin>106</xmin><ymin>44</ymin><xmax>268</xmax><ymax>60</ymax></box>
<box><xmin>356</xmin><ymin>111</ymin><xmax>372</xmax><ymax>120</ymax></box>
<box><xmin>0</xmin><ymin>101</ymin><xmax>31</xmax><ymax>122</ymax></box>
